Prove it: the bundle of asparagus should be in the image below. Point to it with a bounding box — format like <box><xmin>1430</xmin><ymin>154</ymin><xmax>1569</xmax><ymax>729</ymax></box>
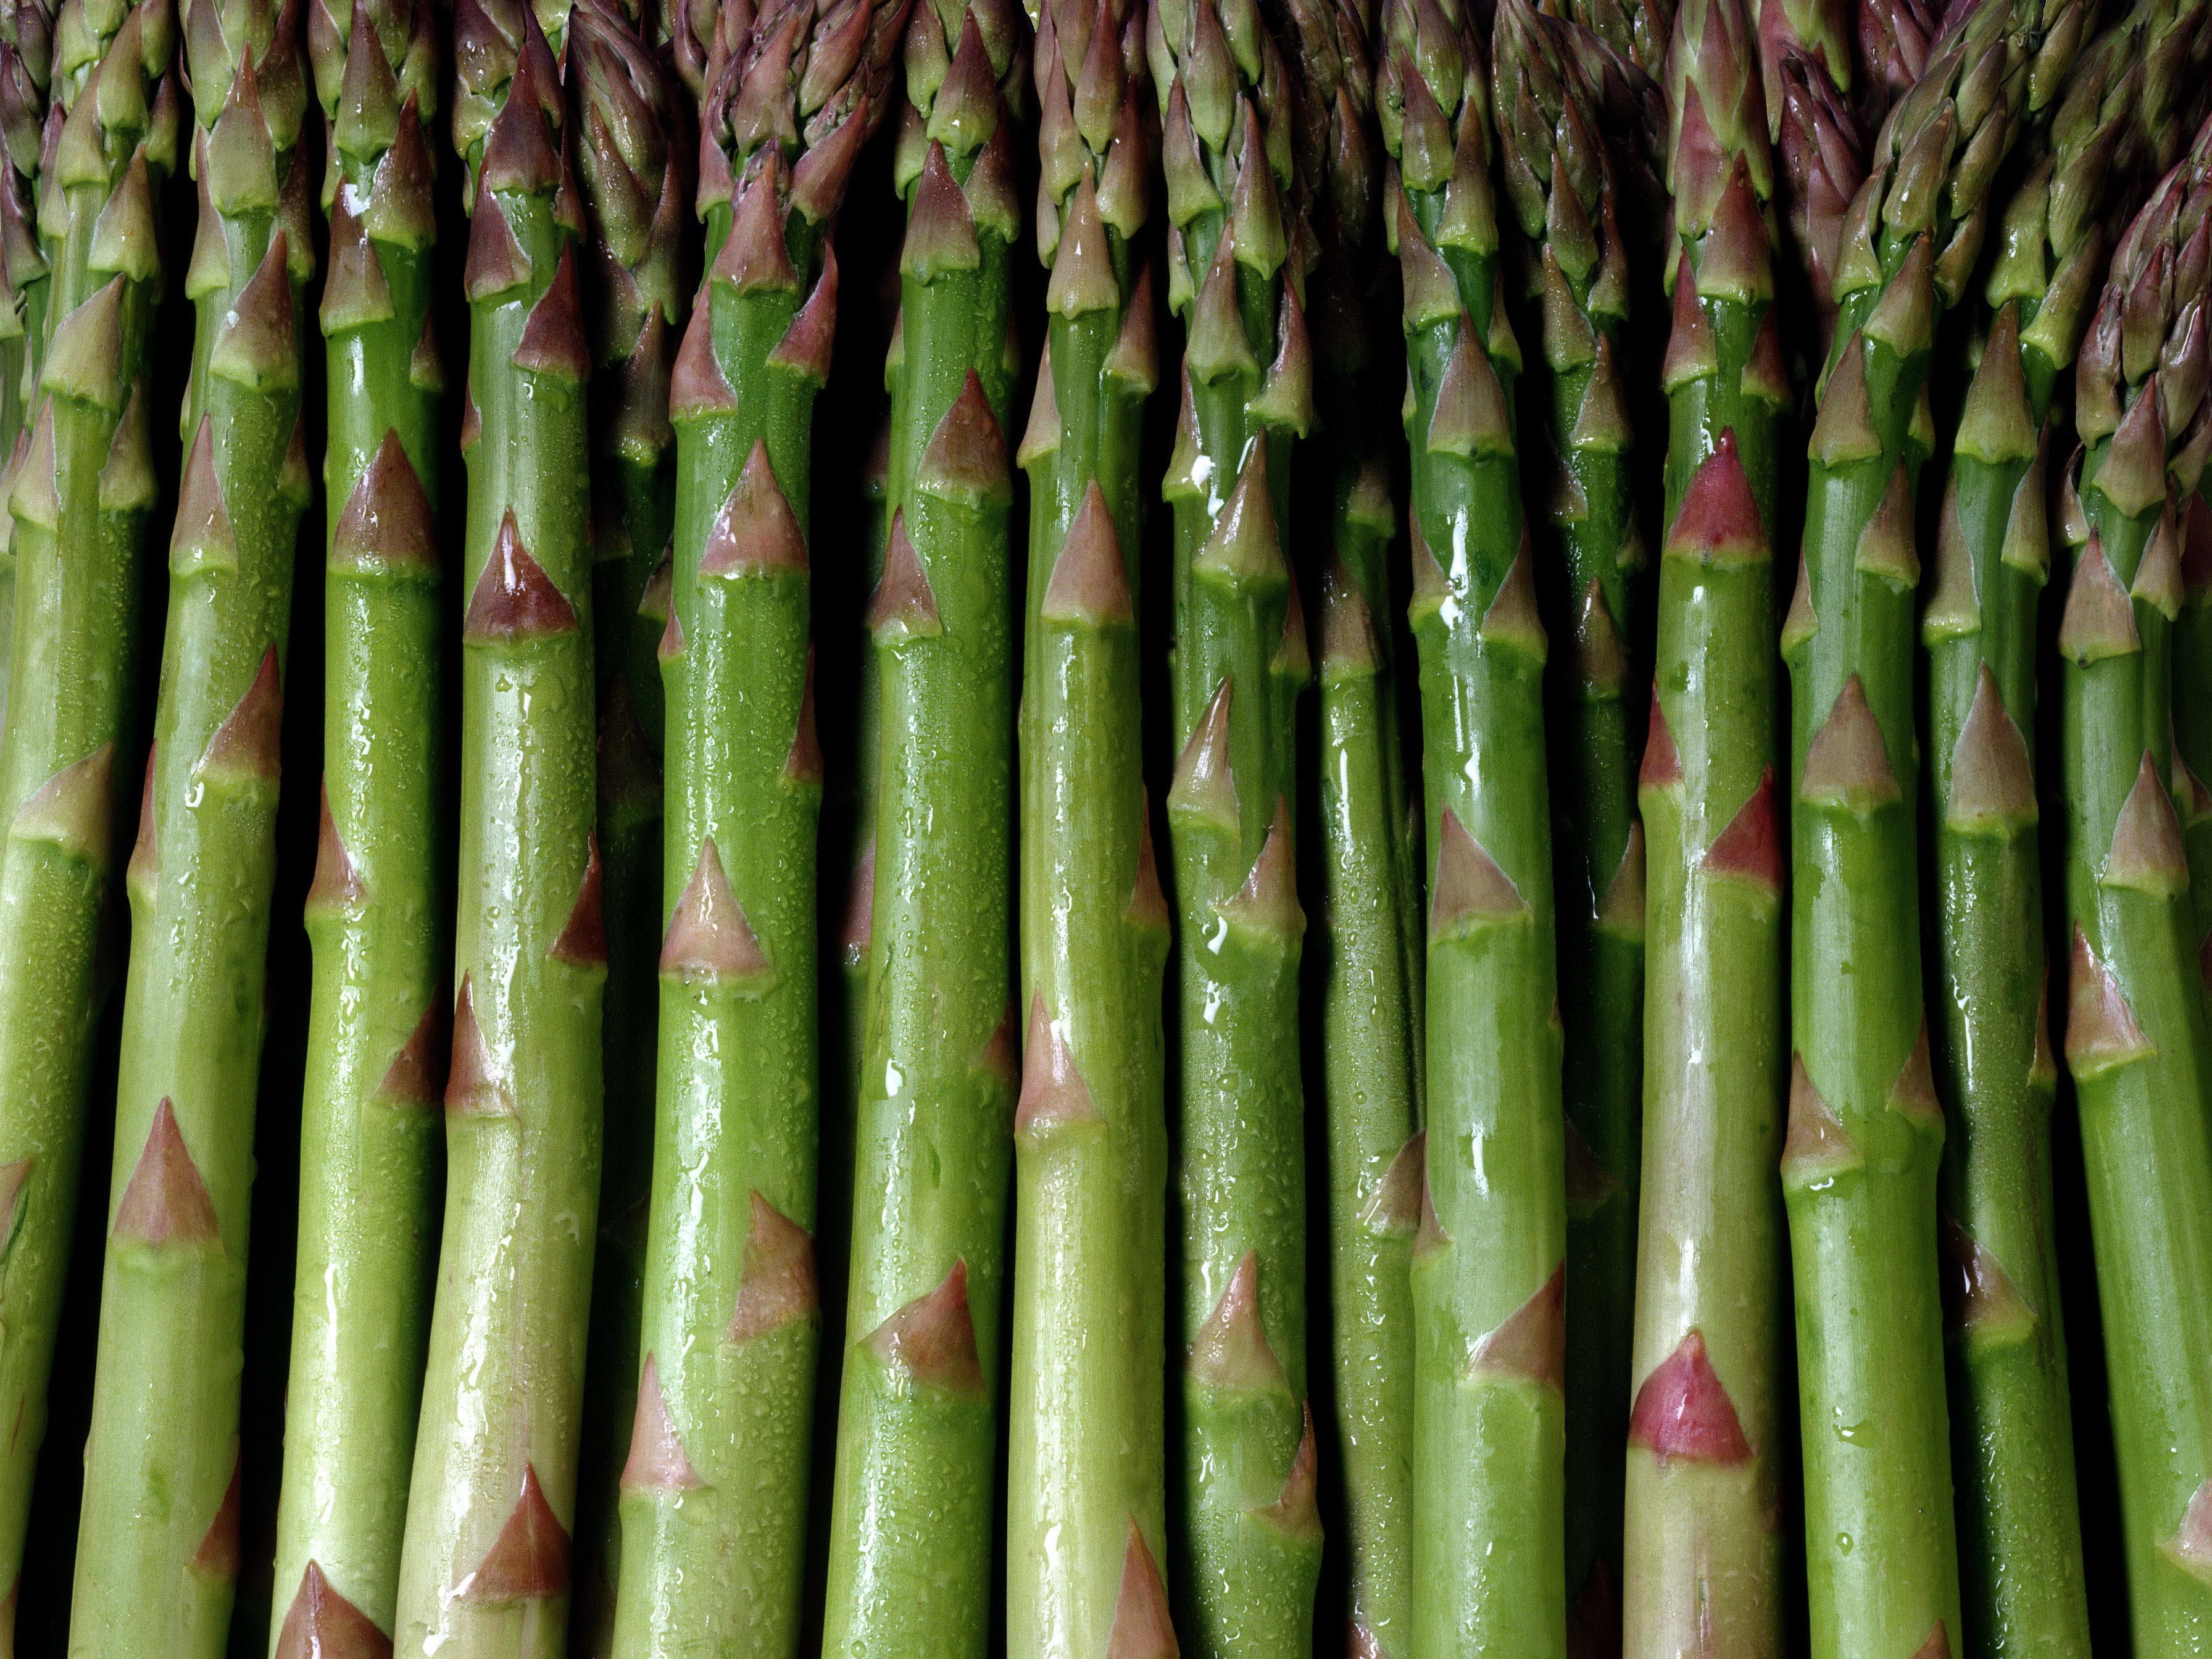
<box><xmin>0</xmin><ymin>0</ymin><xmax>174</xmax><ymax>1640</ymax></box>
<box><xmin>2</xmin><ymin>0</ymin><xmax>2212</xmax><ymax>1652</ymax></box>
<box><xmin>70</xmin><ymin>0</ymin><xmax>312</xmax><ymax>1641</ymax></box>
<box><xmin>2061</xmin><ymin>112</ymin><xmax>2212</xmax><ymax>1651</ymax></box>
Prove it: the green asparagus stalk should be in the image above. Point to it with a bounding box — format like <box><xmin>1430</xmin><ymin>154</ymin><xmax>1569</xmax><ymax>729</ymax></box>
<box><xmin>1006</xmin><ymin>5</ymin><xmax>1173</xmax><ymax>1655</ymax></box>
<box><xmin>819</xmin><ymin>0</ymin><xmax>1026</xmax><ymax>1651</ymax></box>
<box><xmin>2059</xmin><ymin>122</ymin><xmax>2212</xmax><ymax>1653</ymax></box>
<box><xmin>0</xmin><ymin>0</ymin><xmax>53</xmax><ymax>729</ymax></box>
<box><xmin>65</xmin><ymin>0</ymin><xmax>310</xmax><ymax>1640</ymax></box>
<box><xmin>1623</xmin><ymin>0</ymin><xmax>1789</xmax><ymax>1650</ymax></box>
<box><xmin>0</xmin><ymin>0</ymin><xmax>174</xmax><ymax>1637</ymax></box>
<box><xmin>565</xmin><ymin>2</ymin><xmax>685</xmax><ymax>1644</ymax></box>
<box><xmin>1149</xmin><ymin>0</ymin><xmax>1321</xmax><ymax>1648</ymax></box>
<box><xmin>1779</xmin><ymin>2</ymin><xmax>2081</xmax><ymax>1652</ymax></box>
<box><xmin>607</xmin><ymin>0</ymin><xmax>902</xmax><ymax>1649</ymax></box>
<box><xmin>2184</xmin><ymin>494</ymin><xmax>2212</xmax><ymax>960</ymax></box>
<box><xmin>391</xmin><ymin>1</ymin><xmax>602</xmax><ymax>1649</ymax></box>
<box><xmin>267</xmin><ymin>0</ymin><xmax>443</xmax><ymax>1647</ymax></box>
<box><xmin>1279</xmin><ymin>0</ymin><xmax>1424</xmax><ymax>1649</ymax></box>
<box><xmin>0</xmin><ymin>0</ymin><xmax>49</xmax><ymax>443</ymax></box>
<box><xmin>1913</xmin><ymin>8</ymin><xmax>2202</xmax><ymax>1648</ymax></box>
<box><xmin>834</xmin><ymin>400</ymin><xmax>891</xmax><ymax>1107</ymax></box>
<box><xmin>1379</xmin><ymin>0</ymin><xmax>1567</xmax><ymax>1652</ymax></box>
<box><xmin>1493</xmin><ymin>1</ymin><xmax>1652</xmax><ymax>1626</ymax></box>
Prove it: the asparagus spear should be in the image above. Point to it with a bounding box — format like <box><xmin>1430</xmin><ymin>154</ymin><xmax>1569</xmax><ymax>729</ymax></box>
<box><xmin>818</xmin><ymin>0</ymin><xmax>1026</xmax><ymax>1651</ymax></box>
<box><xmin>1492</xmin><ymin>1</ymin><xmax>1655</xmax><ymax>1626</ymax></box>
<box><xmin>1760</xmin><ymin>0</ymin><xmax>1859</xmax><ymax>352</ymax></box>
<box><xmin>1379</xmin><ymin>0</ymin><xmax>1568</xmax><ymax>1651</ymax></box>
<box><xmin>2059</xmin><ymin>120</ymin><xmax>2212</xmax><ymax>1653</ymax></box>
<box><xmin>1914</xmin><ymin>9</ymin><xmax>2203</xmax><ymax>1647</ymax></box>
<box><xmin>1150</xmin><ymin>0</ymin><xmax>1321</xmax><ymax>1647</ymax></box>
<box><xmin>607</xmin><ymin>0</ymin><xmax>901</xmax><ymax>1649</ymax></box>
<box><xmin>2185</xmin><ymin>494</ymin><xmax>2212</xmax><ymax>957</ymax></box>
<box><xmin>1623</xmin><ymin>0</ymin><xmax>1790</xmax><ymax>1651</ymax></box>
<box><xmin>1772</xmin><ymin>41</ymin><xmax>1863</xmax><ymax>355</ymax></box>
<box><xmin>391</xmin><ymin>1</ymin><xmax>602</xmax><ymax>1649</ymax></box>
<box><xmin>1279</xmin><ymin>0</ymin><xmax>1424</xmax><ymax>1649</ymax></box>
<box><xmin>1757</xmin><ymin>0</ymin><xmax>1847</xmax><ymax>124</ymax></box>
<box><xmin>0</xmin><ymin>0</ymin><xmax>48</xmax><ymax>450</ymax></box>
<box><xmin>1852</xmin><ymin>0</ymin><xmax>1939</xmax><ymax>130</ymax></box>
<box><xmin>65</xmin><ymin>0</ymin><xmax>310</xmax><ymax>1641</ymax></box>
<box><xmin>1543</xmin><ymin>0</ymin><xmax>1670</xmax><ymax>74</ymax></box>
<box><xmin>1779</xmin><ymin>2</ymin><xmax>2079</xmax><ymax>1651</ymax></box>
<box><xmin>564</xmin><ymin>2</ymin><xmax>684</xmax><ymax>1643</ymax></box>
<box><xmin>0</xmin><ymin>0</ymin><xmax>174</xmax><ymax>1636</ymax></box>
<box><xmin>268</xmin><ymin>0</ymin><xmax>443</xmax><ymax>1646</ymax></box>
<box><xmin>0</xmin><ymin>0</ymin><xmax>52</xmax><ymax>728</ymax></box>
<box><xmin>1005</xmin><ymin>6</ymin><xmax>1171</xmax><ymax>1656</ymax></box>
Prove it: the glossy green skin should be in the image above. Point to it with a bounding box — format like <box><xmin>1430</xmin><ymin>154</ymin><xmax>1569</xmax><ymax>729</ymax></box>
<box><xmin>0</xmin><ymin>257</ymin><xmax>50</xmax><ymax>741</ymax></box>
<box><xmin>1784</xmin><ymin>269</ymin><xmax>1961</xmax><ymax>1659</ymax></box>
<box><xmin>2177</xmin><ymin>571</ymin><xmax>2212</xmax><ymax>968</ymax></box>
<box><xmin>270</xmin><ymin>141</ymin><xmax>444</xmax><ymax>1647</ymax></box>
<box><xmin>0</xmin><ymin>14</ymin><xmax>164</xmax><ymax>1627</ymax></box>
<box><xmin>2064</xmin><ymin>432</ymin><xmax>2212</xmax><ymax>1655</ymax></box>
<box><xmin>609</xmin><ymin>197</ymin><xmax>823</xmax><ymax>1659</ymax></box>
<box><xmin>392</xmin><ymin>127</ymin><xmax>602</xmax><ymax>1659</ymax></box>
<box><xmin>71</xmin><ymin>84</ymin><xmax>310</xmax><ymax>1659</ymax></box>
<box><xmin>1007</xmin><ymin>242</ymin><xmax>1170</xmax><ymax>1659</ymax></box>
<box><xmin>1165</xmin><ymin>220</ymin><xmax>1318</xmax><ymax>1659</ymax></box>
<box><xmin>572</xmin><ymin>357</ymin><xmax>673</xmax><ymax>1659</ymax></box>
<box><xmin>820</xmin><ymin>120</ymin><xmax>1020</xmax><ymax>1659</ymax></box>
<box><xmin>1402</xmin><ymin>195</ymin><xmax>1568</xmax><ymax>1659</ymax></box>
<box><xmin>1526</xmin><ymin>236</ymin><xmax>1644</xmax><ymax>1628</ymax></box>
<box><xmin>1924</xmin><ymin>336</ymin><xmax>2090</xmax><ymax>1657</ymax></box>
<box><xmin>1625</xmin><ymin>267</ymin><xmax>1787</xmax><ymax>1658</ymax></box>
<box><xmin>1313</xmin><ymin>430</ymin><xmax>1420</xmax><ymax>1657</ymax></box>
